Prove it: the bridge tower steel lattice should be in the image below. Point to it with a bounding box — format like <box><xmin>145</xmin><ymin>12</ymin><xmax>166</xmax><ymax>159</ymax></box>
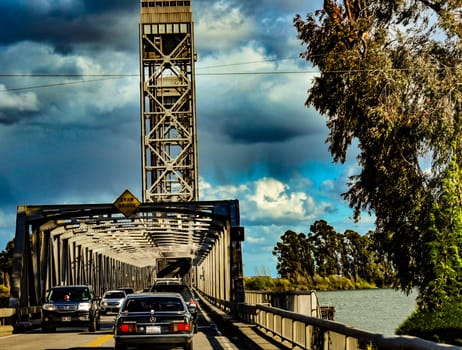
<box><xmin>139</xmin><ymin>0</ymin><xmax>198</xmax><ymax>202</ymax></box>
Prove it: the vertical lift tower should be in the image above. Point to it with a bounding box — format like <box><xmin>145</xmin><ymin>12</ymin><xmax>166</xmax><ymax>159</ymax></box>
<box><xmin>138</xmin><ymin>2</ymin><xmax>244</xmax><ymax>299</ymax></box>
<box><xmin>139</xmin><ymin>0</ymin><xmax>198</xmax><ymax>202</ymax></box>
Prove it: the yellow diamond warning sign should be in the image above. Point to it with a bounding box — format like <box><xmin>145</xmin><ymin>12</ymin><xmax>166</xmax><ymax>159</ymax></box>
<box><xmin>114</xmin><ymin>189</ymin><xmax>141</xmax><ymax>217</ymax></box>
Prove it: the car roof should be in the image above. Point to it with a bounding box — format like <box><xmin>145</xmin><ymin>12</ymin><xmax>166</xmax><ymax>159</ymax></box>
<box><xmin>151</xmin><ymin>284</ymin><xmax>192</xmax><ymax>292</ymax></box>
<box><xmin>126</xmin><ymin>292</ymin><xmax>182</xmax><ymax>299</ymax></box>
<box><xmin>154</xmin><ymin>277</ymin><xmax>183</xmax><ymax>285</ymax></box>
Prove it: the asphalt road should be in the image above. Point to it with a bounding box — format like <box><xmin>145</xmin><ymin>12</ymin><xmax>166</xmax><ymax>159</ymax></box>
<box><xmin>0</xmin><ymin>304</ymin><xmax>255</xmax><ymax>350</ymax></box>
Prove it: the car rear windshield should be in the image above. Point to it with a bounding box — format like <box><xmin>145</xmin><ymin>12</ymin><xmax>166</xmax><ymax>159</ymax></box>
<box><xmin>123</xmin><ymin>297</ymin><xmax>184</xmax><ymax>312</ymax></box>
<box><xmin>48</xmin><ymin>287</ymin><xmax>91</xmax><ymax>302</ymax></box>
<box><xmin>105</xmin><ymin>291</ymin><xmax>125</xmax><ymax>298</ymax></box>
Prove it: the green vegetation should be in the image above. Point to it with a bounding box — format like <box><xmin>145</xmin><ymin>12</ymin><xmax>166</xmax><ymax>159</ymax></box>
<box><xmin>259</xmin><ymin>220</ymin><xmax>394</xmax><ymax>291</ymax></box>
<box><xmin>294</xmin><ymin>0</ymin><xmax>462</xmax><ymax>344</ymax></box>
<box><xmin>244</xmin><ymin>276</ymin><xmax>291</xmax><ymax>291</ymax></box>
<box><xmin>244</xmin><ymin>274</ymin><xmax>376</xmax><ymax>292</ymax></box>
<box><xmin>396</xmin><ymin>302</ymin><xmax>462</xmax><ymax>346</ymax></box>
<box><xmin>0</xmin><ymin>239</ymin><xmax>14</xmax><ymax>304</ymax></box>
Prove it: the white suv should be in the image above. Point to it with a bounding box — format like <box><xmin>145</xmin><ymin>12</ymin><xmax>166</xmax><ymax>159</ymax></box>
<box><xmin>100</xmin><ymin>290</ymin><xmax>126</xmax><ymax>314</ymax></box>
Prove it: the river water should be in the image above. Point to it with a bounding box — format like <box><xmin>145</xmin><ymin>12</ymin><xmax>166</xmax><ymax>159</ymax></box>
<box><xmin>317</xmin><ymin>289</ymin><xmax>417</xmax><ymax>336</ymax></box>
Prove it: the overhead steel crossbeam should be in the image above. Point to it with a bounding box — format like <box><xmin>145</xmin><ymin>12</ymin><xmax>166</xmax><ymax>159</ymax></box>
<box><xmin>19</xmin><ymin>200</ymin><xmax>240</xmax><ymax>267</ymax></box>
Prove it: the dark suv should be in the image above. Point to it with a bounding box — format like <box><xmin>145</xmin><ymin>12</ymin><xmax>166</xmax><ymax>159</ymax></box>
<box><xmin>41</xmin><ymin>285</ymin><xmax>101</xmax><ymax>332</ymax></box>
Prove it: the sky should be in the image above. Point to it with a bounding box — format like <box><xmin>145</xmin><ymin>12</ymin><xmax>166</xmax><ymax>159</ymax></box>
<box><xmin>0</xmin><ymin>0</ymin><xmax>375</xmax><ymax>277</ymax></box>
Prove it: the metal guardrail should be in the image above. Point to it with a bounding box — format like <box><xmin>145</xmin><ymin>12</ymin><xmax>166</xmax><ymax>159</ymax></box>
<box><xmin>250</xmin><ymin>303</ymin><xmax>459</xmax><ymax>350</ymax></box>
<box><xmin>0</xmin><ymin>305</ymin><xmax>42</xmax><ymax>329</ymax></box>
<box><xmin>0</xmin><ymin>308</ymin><xmax>15</xmax><ymax>326</ymax></box>
<box><xmin>198</xmin><ymin>291</ymin><xmax>459</xmax><ymax>350</ymax></box>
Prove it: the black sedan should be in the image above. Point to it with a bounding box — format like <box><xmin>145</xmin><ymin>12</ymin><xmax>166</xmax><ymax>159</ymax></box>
<box><xmin>114</xmin><ymin>292</ymin><xmax>195</xmax><ymax>350</ymax></box>
<box><xmin>150</xmin><ymin>283</ymin><xmax>200</xmax><ymax>331</ymax></box>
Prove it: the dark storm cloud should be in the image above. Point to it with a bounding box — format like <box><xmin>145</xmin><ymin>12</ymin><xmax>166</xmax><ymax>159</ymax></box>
<box><xmin>0</xmin><ymin>0</ymin><xmax>138</xmax><ymax>53</ymax></box>
<box><xmin>0</xmin><ymin>110</ymin><xmax>36</xmax><ymax>126</ymax></box>
<box><xmin>222</xmin><ymin>108</ymin><xmax>311</xmax><ymax>143</ymax></box>
<box><xmin>80</xmin><ymin>0</ymin><xmax>139</xmax><ymax>13</ymax></box>
<box><xmin>225</xmin><ymin>121</ymin><xmax>306</xmax><ymax>144</ymax></box>
<box><xmin>0</xmin><ymin>112</ymin><xmax>140</xmax><ymax>208</ymax></box>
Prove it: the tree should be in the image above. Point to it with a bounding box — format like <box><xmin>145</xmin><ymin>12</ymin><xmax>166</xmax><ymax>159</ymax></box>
<box><xmin>343</xmin><ymin>229</ymin><xmax>368</xmax><ymax>281</ymax></box>
<box><xmin>294</xmin><ymin>0</ymin><xmax>462</xmax><ymax>338</ymax></box>
<box><xmin>307</xmin><ymin>220</ymin><xmax>342</xmax><ymax>276</ymax></box>
<box><xmin>272</xmin><ymin>230</ymin><xmax>315</xmax><ymax>282</ymax></box>
<box><xmin>419</xmin><ymin>145</ymin><xmax>462</xmax><ymax>310</ymax></box>
<box><xmin>0</xmin><ymin>239</ymin><xmax>14</xmax><ymax>299</ymax></box>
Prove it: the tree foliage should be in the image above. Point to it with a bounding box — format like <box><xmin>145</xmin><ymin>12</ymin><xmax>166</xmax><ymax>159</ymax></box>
<box><xmin>272</xmin><ymin>220</ymin><xmax>392</xmax><ymax>289</ymax></box>
<box><xmin>294</xmin><ymin>0</ymin><xmax>462</xmax><ymax>296</ymax></box>
<box><xmin>272</xmin><ymin>230</ymin><xmax>315</xmax><ymax>283</ymax></box>
<box><xmin>0</xmin><ymin>239</ymin><xmax>14</xmax><ymax>300</ymax></box>
<box><xmin>419</xmin><ymin>146</ymin><xmax>462</xmax><ymax>310</ymax></box>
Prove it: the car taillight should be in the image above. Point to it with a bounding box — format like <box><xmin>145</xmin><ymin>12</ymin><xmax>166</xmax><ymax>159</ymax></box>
<box><xmin>119</xmin><ymin>322</ymin><xmax>137</xmax><ymax>333</ymax></box>
<box><xmin>170</xmin><ymin>322</ymin><xmax>191</xmax><ymax>332</ymax></box>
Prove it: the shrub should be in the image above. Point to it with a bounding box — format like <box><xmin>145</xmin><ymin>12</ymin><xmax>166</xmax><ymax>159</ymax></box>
<box><xmin>273</xmin><ymin>278</ymin><xmax>292</xmax><ymax>291</ymax></box>
<box><xmin>244</xmin><ymin>276</ymin><xmax>275</xmax><ymax>291</ymax></box>
<box><xmin>329</xmin><ymin>275</ymin><xmax>355</xmax><ymax>289</ymax></box>
<box><xmin>354</xmin><ymin>279</ymin><xmax>376</xmax><ymax>289</ymax></box>
<box><xmin>313</xmin><ymin>275</ymin><xmax>330</xmax><ymax>290</ymax></box>
<box><xmin>396</xmin><ymin>301</ymin><xmax>462</xmax><ymax>345</ymax></box>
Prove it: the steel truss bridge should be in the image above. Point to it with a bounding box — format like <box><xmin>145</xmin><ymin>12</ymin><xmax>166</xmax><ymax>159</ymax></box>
<box><xmin>11</xmin><ymin>199</ymin><xmax>245</xmax><ymax>320</ymax></box>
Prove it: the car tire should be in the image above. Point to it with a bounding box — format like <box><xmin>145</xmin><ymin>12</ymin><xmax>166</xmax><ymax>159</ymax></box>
<box><xmin>183</xmin><ymin>341</ymin><xmax>193</xmax><ymax>350</ymax></box>
<box><xmin>41</xmin><ymin>325</ymin><xmax>56</xmax><ymax>332</ymax></box>
<box><xmin>114</xmin><ymin>341</ymin><xmax>126</xmax><ymax>350</ymax></box>
<box><xmin>89</xmin><ymin>317</ymin><xmax>97</xmax><ymax>332</ymax></box>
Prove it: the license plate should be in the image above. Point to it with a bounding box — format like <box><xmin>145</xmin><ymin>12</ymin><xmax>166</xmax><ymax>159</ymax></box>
<box><xmin>146</xmin><ymin>326</ymin><xmax>161</xmax><ymax>334</ymax></box>
<box><xmin>61</xmin><ymin>316</ymin><xmax>71</xmax><ymax>322</ymax></box>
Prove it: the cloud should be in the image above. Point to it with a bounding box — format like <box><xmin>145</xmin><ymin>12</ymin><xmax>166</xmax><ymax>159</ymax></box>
<box><xmin>0</xmin><ymin>85</ymin><xmax>39</xmax><ymax>115</ymax></box>
<box><xmin>0</xmin><ymin>41</ymin><xmax>139</xmax><ymax>127</ymax></box>
<box><xmin>201</xmin><ymin>176</ymin><xmax>341</xmax><ymax>228</ymax></box>
<box><xmin>194</xmin><ymin>1</ymin><xmax>256</xmax><ymax>52</ymax></box>
<box><xmin>200</xmin><ymin>174</ymin><xmax>375</xmax><ymax>275</ymax></box>
<box><xmin>0</xmin><ymin>0</ymin><xmax>374</xmax><ymax>278</ymax></box>
<box><xmin>0</xmin><ymin>1</ymin><xmax>138</xmax><ymax>53</ymax></box>
<box><xmin>245</xmin><ymin>178</ymin><xmax>310</xmax><ymax>220</ymax></box>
